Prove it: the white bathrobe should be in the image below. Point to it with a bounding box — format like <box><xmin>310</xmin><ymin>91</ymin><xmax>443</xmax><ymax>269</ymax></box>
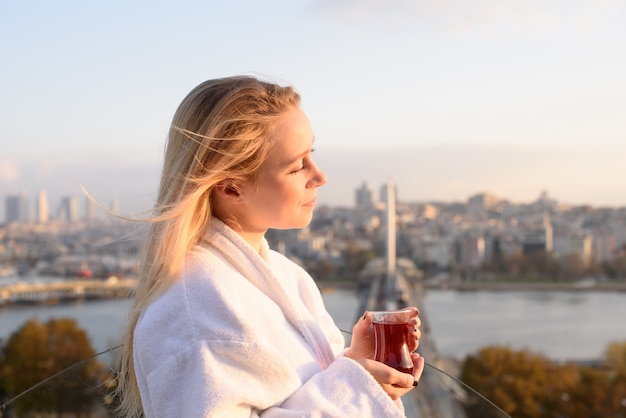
<box><xmin>134</xmin><ymin>218</ymin><xmax>406</xmax><ymax>417</ymax></box>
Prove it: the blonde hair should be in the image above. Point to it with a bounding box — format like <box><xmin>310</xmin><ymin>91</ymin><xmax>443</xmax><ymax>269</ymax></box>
<box><xmin>114</xmin><ymin>75</ymin><xmax>301</xmax><ymax>417</ymax></box>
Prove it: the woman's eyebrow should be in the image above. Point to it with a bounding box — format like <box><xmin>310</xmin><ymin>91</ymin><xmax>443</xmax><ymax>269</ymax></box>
<box><xmin>282</xmin><ymin>138</ymin><xmax>316</xmax><ymax>166</ymax></box>
<box><xmin>286</xmin><ymin>149</ymin><xmax>311</xmax><ymax>165</ymax></box>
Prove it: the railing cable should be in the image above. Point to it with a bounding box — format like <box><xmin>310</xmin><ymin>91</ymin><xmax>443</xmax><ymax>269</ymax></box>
<box><xmin>338</xmin><ymin>329</ymin><xmax>511</xmax><ymax>418</ymax></box>
<box><xmin>0</xmin><ymin>344</ymin><xmax>122</xmax><ymax>410</ymax></box>
<box><xmin>2</xmin><ymin>337</ymin><xmax>511</xmax><ymax>418</ymax></box>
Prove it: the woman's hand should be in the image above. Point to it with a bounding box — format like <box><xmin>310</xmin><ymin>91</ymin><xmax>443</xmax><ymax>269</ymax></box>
<box><xmin>345</xmin><ymin>306</ymin><xmax>421</xmax><ymax>361</ymax></box>
<box><xmin>345</xmin><ymin>311</ymin><xmax>376</xmax><ymax>360</ymax></box>
<box><xmin>356</xmin><ymin>353</ymin><xmax>425</xmax><ymax>400</ymax></box>
<box><xmin>403</xmin><ymin>307</ymin><xmax>421</xmax><ymax>353</ymax></box>
<box><xmin>408</xmin><ymin>308</ymin><xmax>421</xmax><ymax>353</ymax></box>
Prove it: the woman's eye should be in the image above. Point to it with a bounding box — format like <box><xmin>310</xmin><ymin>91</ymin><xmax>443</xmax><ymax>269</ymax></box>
<box><xmin>289</xmin><ymin>152</ymin><xmax>315</xmax><ymax>174</ymax></box>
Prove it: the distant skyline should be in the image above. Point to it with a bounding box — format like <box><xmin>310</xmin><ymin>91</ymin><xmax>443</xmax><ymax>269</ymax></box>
<box><xmin>3</xmin><ymin>142</ymin><xmax>625</xmax><ymax>223</ymax></box>
<box><xmin>2</xmin><ymin>1</ymin><xmax>625</xmax><ymax>216</ymax></box>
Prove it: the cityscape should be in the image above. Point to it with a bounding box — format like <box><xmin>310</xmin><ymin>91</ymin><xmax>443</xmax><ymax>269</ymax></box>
<box><xmin>2</xmin><ymin>182</ymin><xmax>626</xmax><ymax>287</ymax></box>
<box><xmin>2</xmin><ymin>182</ymin><xmax>626</xmax><ymax>417</ymax></box>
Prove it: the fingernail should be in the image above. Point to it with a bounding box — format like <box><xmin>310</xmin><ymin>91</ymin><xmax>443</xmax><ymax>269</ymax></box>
<box><xmin>363</xmin><ymin>312</ymin><xmax>367</xmax><ymax>320</ymax></box>
<box><xmin>413</xmin><ymin>380</ymin><xmax>419</xmax><ymax>387</ymax></box>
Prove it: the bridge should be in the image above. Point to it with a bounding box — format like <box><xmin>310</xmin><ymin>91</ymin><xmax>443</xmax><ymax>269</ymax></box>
<box><xmin>0</xmin><ymin>277</ymin><xmax>137</xmax><ymax>305</ymax></box>
<box><xmin>359</xmin><ymin>180</ymin><xmax>469</xmax><ymax>418</ymax></box>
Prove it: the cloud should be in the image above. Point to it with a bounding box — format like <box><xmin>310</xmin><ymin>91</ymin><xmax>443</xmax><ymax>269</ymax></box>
<box><xmin>309</xmin><ymin>0</ymin><xmax>619</xmax><ymax>34</ymax></box>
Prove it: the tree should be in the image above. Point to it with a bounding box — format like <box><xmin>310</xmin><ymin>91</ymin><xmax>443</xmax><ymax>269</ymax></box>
<box><xmin>461</xmin><ymin>346</ymin><xmax>552</xmax><ymax>418</ymax></box>
<box><xmin>308</xmin><ymin>259</ymin><xmax>337</xmax><ymax>281</ymax></box>
<box><xmin>0</xmin><ymin>318</ymin><xmax>109</xmax><ymax>416</ymax></box>
<box><xmin>0</xmin><ymin>337</ymin><xmax>8</xmax><ymax>413</ymax></box>
<box><xmin>563</xmin><ymin>366</ymin><xmax>611</xmax><ymax>418</ymax></box>
<box><xmin>342</xmin><ymin>241</ymin><xmax>376</xmax><ymax>278</ymax></box>
<box><xmin>603</xmin><ymin>341</ymin><xmax>626</xmax><ymax>415</ymax></box>
<box><xmin>559</xmin><ymin>253</ymin><xmax>585</xmax><ymax>280</ymax></box>
<box><xmin>461</xmin><ymin>343</ymin><xmax>626</xmax><ymax>418</ymax></box>
<box><xmin>604</xmin><ymin>340</ymin><xmax>626</xmax><ymax>375</ymax></box>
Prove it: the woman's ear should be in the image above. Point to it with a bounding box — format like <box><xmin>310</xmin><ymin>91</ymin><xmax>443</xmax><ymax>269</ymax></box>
<box><xmin>215</xmin><ymin>181</ymin><xmax>242</xmax><ymax>202</ymax></box>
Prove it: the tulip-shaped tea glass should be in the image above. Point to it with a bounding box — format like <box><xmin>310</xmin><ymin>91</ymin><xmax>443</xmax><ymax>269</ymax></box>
<box><xmin>371</xmin><ymin>308</ymin><xmax>414</xmax><ymax>374</ymax></box>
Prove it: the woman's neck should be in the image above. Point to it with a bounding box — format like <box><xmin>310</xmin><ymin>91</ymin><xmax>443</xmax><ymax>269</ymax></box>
<box><xmin>237</xmin><ymin>230</ymin><xmax>265</xmax><ymax>253</ymax></box>
<box><xmin>214</xmin><ymin>215</ymin><xmax>266</xmax><ymax>253</ymax></box>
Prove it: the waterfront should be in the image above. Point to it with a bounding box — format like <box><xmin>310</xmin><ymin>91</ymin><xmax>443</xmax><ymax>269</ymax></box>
<box><xmin>423</xmin><ymin>289</ymin><xmax>626</xmax><ymax>362</ymax></box>
<box><xmin>0</xmin><ymin>297</ymin><xmax>131</xmax><ymax>352</ymax></box>
<box><xmin>1</xmin><ymin>287</ymin><xmax>625</xmax><ymax>363</ymax></box>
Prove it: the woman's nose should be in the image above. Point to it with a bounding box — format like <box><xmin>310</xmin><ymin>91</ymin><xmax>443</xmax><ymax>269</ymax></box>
<box><xmin>309</xmin><ymin>162</ymin><xmax>327</xmax><ymax>188</ymax></box>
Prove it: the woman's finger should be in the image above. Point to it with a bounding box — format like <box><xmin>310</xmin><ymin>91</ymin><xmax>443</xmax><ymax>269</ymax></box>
<box><xmin>412</xmin><ymin>353</ymin><xmax>425</xmax><ymax>383</ymax></box>
<box><xmin>353</xmin><ymin>311</ymin><xmax>372</xmax><ymax>336</ymax></box>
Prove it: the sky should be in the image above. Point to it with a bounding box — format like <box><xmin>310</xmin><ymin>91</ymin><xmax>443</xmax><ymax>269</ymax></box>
<box><xmin>1</xmin><ymin>0</ymin><xmax>625</xmax><ymax>219</ymax></box>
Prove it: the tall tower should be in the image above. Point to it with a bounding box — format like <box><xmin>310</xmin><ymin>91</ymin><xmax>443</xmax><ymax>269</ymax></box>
<box><xmin>36</xmin><ymin>190</ymin><xmax>49</xmax><ymax>224</ymax></box>
<box><xmin>59</xmin><ymin>196</ymin><xmax>79</xmax><ymax>222</ymax></box>
<box><xmin>5</xmin><ymin>193</ymin><xmax>29</xmax><ymax>223</ymax></box>
<box><xmin>85</xmin><ymin>195</ymin><xmax>95</xmax><ymax>222</ymax></box>
<box><xmin>110</xmin><ymin>198</ymin><xmax>120</xmax><ymax>215</ymax></box>
<box><xmin>543</xmin><ymin>214</ymin><xmax>553</xmax><ymax>253</ymax></box>
<box><xmin>385</xmin><ymin>179</ymin><xmax>397</xmax><ymax>307</ymax></box>
<box><xmin>386</xmin><ymin>179</ymin><xmax>397</xmax><ymax>279</ymax></box>
<box><xmin>355</xmin><ymin>182</ymin><xmax>373</xmax><ymax>210</ymax></box>
<box><xmin>379</xmin><ymin>182</ymin><xmax>398</xmax><ymax>206</ymax></box>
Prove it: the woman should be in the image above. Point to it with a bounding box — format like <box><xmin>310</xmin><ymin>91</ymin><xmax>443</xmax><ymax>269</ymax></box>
<box><xmin>115</xmin><ymin>75</ymin><xmax>424</xmax><ymax>417</ymax></box>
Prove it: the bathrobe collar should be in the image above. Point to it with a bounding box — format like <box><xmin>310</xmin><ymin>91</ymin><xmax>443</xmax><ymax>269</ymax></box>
<box><xmin>201</xmin><ymin>218</ymin><xmax>336</xmax><ymax>369</ymax></box>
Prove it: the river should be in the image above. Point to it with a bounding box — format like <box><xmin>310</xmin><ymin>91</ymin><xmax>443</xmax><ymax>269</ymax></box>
<box><xmin>422</xmin><ymin>288</ymin><xmax>626</xmax><ymax>362</ymax></box>
<box><xmin>1</xmin><ymin>286</ymin><xmax>625</xmax><ymax>362</ymax></box>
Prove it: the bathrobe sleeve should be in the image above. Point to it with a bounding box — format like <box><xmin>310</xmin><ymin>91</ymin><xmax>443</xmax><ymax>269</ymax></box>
<box><xmin>135</xmin><ymin>331</ymin><xmax>406</xmax><ymax>418</ymax></box>
<box><xmin>134</xmin><ymin>225</ymin><xmax>408</xmax><ymax>417</ymax></box>
<box><xmin>134</xmin><ymin>274</ymin><xmax>406</xmax><ymax>417</ymax></box>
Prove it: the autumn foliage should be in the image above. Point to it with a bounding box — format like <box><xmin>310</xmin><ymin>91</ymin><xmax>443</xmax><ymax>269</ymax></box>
<box><xmin>1</xmin><ymin>317</ymin><xmax>625</xmax><ymax>417</ymax></box>
<box><xmin>461</xmin><ymin>343</ymin><xmax>626</xmax><ymax>418</ymax></box>
<box><xmin>0</xmin><ymin>318</ymin><xmax>112</xmax><ymax>417</ymax></box>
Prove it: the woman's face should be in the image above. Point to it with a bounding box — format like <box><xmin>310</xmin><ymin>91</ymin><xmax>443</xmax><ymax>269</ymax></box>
<box><xmin>236</xmin><ymin>106</ymin><xmax>327</xmax><ymax>232</ymax></box>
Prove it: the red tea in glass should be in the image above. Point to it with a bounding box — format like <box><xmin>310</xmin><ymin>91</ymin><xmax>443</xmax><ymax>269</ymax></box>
<box><xmin>371</xmin><ymin>309</ymin><xmax>414</xmax><ymax>374</ymax></box>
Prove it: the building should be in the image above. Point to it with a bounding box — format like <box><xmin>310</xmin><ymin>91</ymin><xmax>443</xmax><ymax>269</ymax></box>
<box><xmin>522</xmin><ymin>215</ymin><xmax>553</xmax><ymax>255</ymax></box>
<box><xmin>85</xmin><ymin>196</ymin><xmax>95</xmax><ymax>222</ymax></box>
<box><xmin>456</xmin><ymin>234</ymin><xmax>486</xmax><ymax>269</ymax></box>
<box><xmin>59</xmin><ymin>196</ymin><xmax>79</xmax><ymax>222</ymax></box>
<box><xmin>36</xmin><ymin>190</ymin><xmax>49</xmax><ymax>224</ymax></box>
<box><xmin>355</xmin><ymin>182</ymin><xmax>374</xmax><ymax>210</ymax></box>
<box><xmin>379</xmin><ymin>182</ymin><xmax>398</xmax><ymax>207</ymax></box>
<box><xmin>554</xmin><ymin>234</ymin><xmax>593</xmax><ymax>268</ymax></box>
<box><xmin>5</xmin><ymin>193</ymin><xmax>29</xmax><ymax>224</ymax></box>
<box><xmin>467</xmin><ymin>192</ymin><xmax>500</xmax><ymax>220</ymax></box>
<box><xmin>110</xmin><ymin>198</ymin><xmax>120</xmax><ymax>215</ymax></box>
<box><xmin>592</xmin><ymin>227</ymin><xmax>615</xmax><ymax>262</ymax></box>
<box><xmin>421</xmin><ymin>204</ymin><xmax>438</xmax><ymax>220</ymax></box>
